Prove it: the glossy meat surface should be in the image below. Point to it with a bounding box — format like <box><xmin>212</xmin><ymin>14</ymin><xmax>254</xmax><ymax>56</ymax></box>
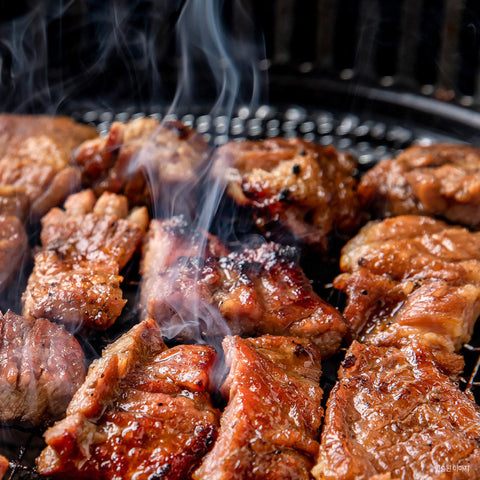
<box><xmin>213</xmin><ymin>138</ymin><xmax>361</xmax><ymax>250</ymax></box>
<box><xmin>0</xmin><ymin>114</ymin><xmax>97</xmax><ymax>221</ymax></box>
<box><xmin>37</xmin><ymin>318</ymin><xmax>219</xmax><ymax>480</ymax></box>
<box><xmin>0</xmin><ymin>310</ymin><xmax>86</xmax><ymax>425</ymax></box>
<box><xmin>0</xmin><ymin>215</ymin><xmax>28</xmax><ymax>293</ymax></box>
<box><xmin>313</xmin><ymin>341</ymin><xmax>480</xmax><ymax>480</ymax></box>
<box><xmin>359</xmin><ymin>144</ymin><xmax>480</xmax><ymax>227</ymax></box>
<box><xmin>334</xmin><ymin>216</ymin><xmax>480</xmax><ymax>370</ymax></box>
<box><xmin>194</xmin><ymin>335</ymin><xmax>323</xmax><ymax>480</ymax></box>
<box><xmin>73</xmin><ymin>118</ymin><xmax>209</xmax><ymax>208</ymax></box>
<box><xmin>140</xmin><ymin>217</ymin><xmax>346</xmax><ymax>356</ymax></box>
<box><xmin>23</xmin><ymin>190</ymin><xmax>148</xmax><ymax>329</ymax></box>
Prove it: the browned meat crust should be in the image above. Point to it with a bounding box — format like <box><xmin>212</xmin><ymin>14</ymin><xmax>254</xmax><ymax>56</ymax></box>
<box><xmin>358</xmin><ymin>144</ymin><xmax>480</xmax><ymax>228</ymax></box>
<box><xmin>193</xmin><ymin>335</ymin><xmax>323</xmax><ymax>480</ymax></box>
<box><xmin>37</xmin><ymin>318</ymin><xmax>219</xmax><ymax>480</ymax></box>
<box><xmin>0</xmin><ymin>114</ymin><xmax>97</xmax><ymax>221</ymax></box>
<box><xmin>334</xmin><ymin>215</ymin><xmax>480</xmax><ymax>372</ymax></box>
<box><xmin>213</xmin><ymin>138</ymin><xmax>361</xmax><ymax>251</ymax></box>
<box><xmin>73</xmin><ymin>117</ymin><xmax>209</xmax><ymax>208</ymax></box>
<box><xmin>140</xmin><ymin>217</ymin><xmax>346</xmax><ymax>357</ymax></box>
<box><xmin>0</xmin><ymin>215</ymin><xmax>29</xmax><ymax>293</ymax></box>
<box><xmin>0</xmin><ymin>455</ymin><xmax>8</xmax><ymax>479</ymax></box>
<box><xmin>0</xmin><ymin>310</ymin><xmax>86</xmax><ymax>425</ymax></box>
<box><xmin>22</xmin><ymin>190</ymin><xmax>148</xmax><ymax>330</ymax></box>
<box><xmin>313</xmin><ymin>341</ymin><xmax>480</xmax><ymax>480</ymax></box>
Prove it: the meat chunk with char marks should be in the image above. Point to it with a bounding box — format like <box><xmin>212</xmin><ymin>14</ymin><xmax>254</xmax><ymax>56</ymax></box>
<box><xmin>334</xmin><ymin>215</ymin><xmax>480</xmax><ymax>373</ymax></box>
<box><xmin>0</xmin><ymin>214</ymin><xmax>28</xmax><ymax>294</ymax></box>
<box><xmin>73</xmin><ymin>117</ymin><xmax>209</xmax><ymax>209</ymax></box>
<box><xmin>22</xmin><ymin>190</ymin><xmax>148</xmax><ymax>330</ymax></box>
<box><xmin>194</xmin><ymin>335</ymin><xmax>323</xmax><ymax>480</ymax></box>
<box><xmin>213</xmin><ymin>138</ymin><xmax>361</xmax><ymax>251</ymax></box>
<box><xmin>358</xmin><ymin>144</ymin><xmax>480</xmax><ymax>228</ymax></box>
<box><xmin>0</xmin><ymin>114</ymin><xmax>97</xmax><ymax>221</ymax></box>
<box><xmin>140</xmin><ymin>216</ymin><xmax>346</xmax><ymax>357</ymax></box>
<box><xmin>313</xmin><ymin>341</ymin><xmax>480</xmax><ymax>480</ymax></box>
<box><xmin>37</xmin><ymin>318</ymin><xmax>219</xmax><ymax>480</ymax></box>
<box><xmin>0</xmin><ymin>310</ymin><xmax>86</xmax><ymax>425</ymax></box>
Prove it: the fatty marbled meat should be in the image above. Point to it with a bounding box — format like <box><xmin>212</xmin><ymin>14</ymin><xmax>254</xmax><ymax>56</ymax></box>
<box><xmin>358</xmin><ymin>144</ymin><xmax>480</xmax><ymax>228</ymax></box>
<box><xmin>73</xmin><ymin>117</ymin><xmax>209</xmax><ymax>208</ymax></box>
<box><xmin>23</xmin><ymin>189</ymin><xmax>148</xmax><ymax>330</ymax></box>
<box><xmin>36</xmin><ymin>318</ymin><xmax>220</xmax><ymax>480</ymax></box>
<box><xmin>140</xmin><ymin>216</ymin><xmax>346</xmax><ymax>357</ymax></box>
<box><xmin>194</xmin><ymin>335</ymin><xmax>323</xmax><ymax>480</ymax></box>
<box><xmin>334</xmin><ymin>215</ymin><xmax>480</xmax><ymax>372</ymax></box>
<box><xmin>0</xmin><ymin>114</ymin><xmax>97</xmax><ymax>221</ymax></box>
<box><xmin>213</xmin><ymin>138</ymin><xmax>361</xmax><ymax>251</ymax></box>
<box><xmin>313</xmin><ymin>341</ymin><xmax>480</xmax><ymax>480</ymax></box>
<box><xmin>0</xmin><ymin>310</ymin><xmax>86</xmax><ymax>425</ymax></box>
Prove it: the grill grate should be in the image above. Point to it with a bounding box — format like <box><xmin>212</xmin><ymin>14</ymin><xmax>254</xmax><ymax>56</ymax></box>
<box><xmin>1</xmin><ymin>103</ymin><xmax>480</xmax><ymax>479</ymax></box>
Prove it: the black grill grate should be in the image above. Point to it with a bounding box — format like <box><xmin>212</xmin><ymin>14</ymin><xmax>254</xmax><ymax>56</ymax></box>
<box><xmin>1</xmin><ymin>103</ymin><xmax>480</xmax><ymax>479</ymax></box>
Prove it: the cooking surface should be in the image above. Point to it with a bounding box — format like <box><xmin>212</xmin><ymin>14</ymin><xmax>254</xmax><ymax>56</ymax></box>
<box><xmin>1</xmin><ymin>103</ymin><xmax>479</xmax><ymax>479</ymax></box>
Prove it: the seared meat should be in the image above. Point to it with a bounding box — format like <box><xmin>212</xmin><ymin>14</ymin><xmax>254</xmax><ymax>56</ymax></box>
<box><xmin>334</xmin><ymin>215</ymin><xmax>480</xmax><ymax>371</ymax></box>
<box><xmin>0</xmin><ymin>215</ymin><xmax>28</xmax><ymax>294</ymax></box>
<box><xmin>213</xmin><ymin>138</ymin><xmax>361</xmax><ymax>251</ymax></box>
<box><xmin>23</xmin><ymin>190</ymin><xmax>148</xmax><ymax>330</ymax></box>
<box><xmin>140</xmin><ymin>217</ymin><xmax>346</xmax><ymax>356</ymax></box>
<box><xmin>73</xmin><ymin>117</ymin><xmax>209</xmax><ymax>208</ymax></box>
<box><xmin>313</xmin><ymin>341</ymin><xmax>480</xmax><ymax>480</ymax></box>
<box><xmin>0</xmin><ymin>114</ymin><xmax>97</xmax><ymax>221</ymax></box>
<box><xmin>358</xmin><ymin>144</ymin><xmax>480</xmax><ymax>228</ymax></box>
<box><xmin>193</xmin><ymin>335</ymin><xmax>323</xmax><ymax>480</ymax></box>
<box><xmin>0</xmin><ymin>310</ymin><xmax>86</xmax><ymax>425</ymax></box>
<box><xmin>0</xmin><ymin>455</ymin><xmax>8</xmax><ymax>478</ymax></box>
<box><xmin>37</xmin><ymin>318</ymin><xmax>219</xmax><ymax>480</ymax></box>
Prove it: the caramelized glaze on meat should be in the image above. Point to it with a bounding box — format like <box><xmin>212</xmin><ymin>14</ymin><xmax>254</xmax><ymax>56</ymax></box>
<box><xmin>194</xmin><ymin>335</ymin><xmax>323</xmax><ymax>480</ymax></box>
<box><xmin>23</xmin><ymin>190</ymin><xmax>148</xmax><ymax>330</ymax></box>
<box><xmin>0</xmin><ymin>310</ymin><xmax>86</xmax><ymax>425</ymax></box>
<box><xmin>359</xmin><ymin>144</ymin><xmax>480</xmax><ymax>228</ymax></box>
<box><xmin>313</xmin><ymin>341</ymin><xmax>480</xmax><ymax>480</ymax></box>
<box><xmin>73</xmin><ymin>117</ymin><xmax>209</xmax><ymax>208</ymax></box>
<box><xmin>37</xmin><ymin>318</ymin><xmax>219</xmax><ymax>480</ymax></box>
<box><xmin>334</xmin><ymin>215</ymin><xmax>480</xmax><ymax>371</ymax></box>
<box><xmin>140</xmin><ymin>217</ymin><xmax>346</xmax><ymax>356</ymax></box>
<box><xmin>213</xmin><ymin>138</ymin><xmax>361</xmax><ymax>250</ymax></box>
<box><xmin>0</xmin><ymin>114</ymin><xmax>97</xmax><ymax>221</ymax></box>
<box><xmin>0</xmin><ymin>215</ymin><xmax>28</xmax><ymax>293</ymax></box>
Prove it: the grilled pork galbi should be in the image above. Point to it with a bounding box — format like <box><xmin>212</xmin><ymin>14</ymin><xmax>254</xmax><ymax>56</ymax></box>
<box><xmin>313</xmin><ymin>341</ymin><xmax>480</xmax><ymax>480</ymax></box>
<box><xmin>37</xmin><ymin>318</ymin><xmax>220</xmax><ymax>480</ymax></box>
<box><xmin>358</xmin><ymin>144</ymin><xmax>480</xmax><ymax>228</ymax></box>
<box><xmin>140</xmin><ymin>216</ymin><xmax>346</xmax><ymax>357</ymax></box>
<box><xmin>23</xmin><ymin>189</ymin><xmax>148</xmax><ymax>330</ymax></box>
<box><xmin>213</xmin><ymin>138</ymin><xmax>361</xmax><ymax>251</ymax></box>
<box><xmin>194</xmin><ymin>335</ymin><xmax>323</xmax><ymax>480</ymax></box>
<box><xmin>334</xmin><ymin>215</ymin><xmax>480</xmax><ymax>373</ymax></box>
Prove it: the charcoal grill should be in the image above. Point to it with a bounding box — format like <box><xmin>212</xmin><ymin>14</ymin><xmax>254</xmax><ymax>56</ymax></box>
<box><xmin>1</xmin><ymin>0</ymin><xmax>480</xmax><ymax>478</ymax></box>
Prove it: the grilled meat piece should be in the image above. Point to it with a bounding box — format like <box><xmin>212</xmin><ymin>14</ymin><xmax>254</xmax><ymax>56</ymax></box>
<box><xmin>0</xmin><ymin>455</ymin><xmax>8</xmax><ymax>478</ymax></box>
<box><xmin>0</xmin><ymin>310</ymin><xmax>86</xmax><ymax>425</ymax></box>
<box><xmin>23</xmin><ymin>190</ymin><xmax>148</xmax><ymax>330</ymax></box>
<box><xmin>213</xmin><ymin>138</ymin><xmax>361</xmax><ymax>251</ymax></box>
<box><xmin>334</xmin><ymin>215</ymin><xmax>480</xmax><ymax>371</ymax></box>
<box><xmin>140</xmin><ymin>217</ymin><xmax>346</xmax><ymax>356</ymax></box>
<box><xmin>313</xmin><ymin>341</ymin><xmax>480</xmax><ymax>480</ymax></box>
<box><xmin>0</xmin><ymin>215</ymin><xmax>28</xmax><ymax>294</ymax></box>
<box><xmin>73</xmin><ymin>117</ymin><xmax>209</xmax><ymax>209</ymax></box>
<box><xmin>194</xmin><ymin>335</ymin><xmax>323</xmax><ymax>480</ymax></box>
<box><xmin>358</xmin><ymin>144</ymin><xmax>480</xmax><ymax>228</ymax></box>
<box><xmin>37</xmin><ymin>318</ymin><xmax>220</xmax><ymax>480</ymax></box>
<box><xmin>0</xmin><ymin>114</ymin><xmax>97</xmax><ymax>221</ymax></box>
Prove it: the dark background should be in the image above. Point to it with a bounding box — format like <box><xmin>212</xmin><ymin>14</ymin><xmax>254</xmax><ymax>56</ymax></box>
<box><xmin>0</xmin><ymin>0</ymin><xmax>479</xmax><ymax>114</ymax></box>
